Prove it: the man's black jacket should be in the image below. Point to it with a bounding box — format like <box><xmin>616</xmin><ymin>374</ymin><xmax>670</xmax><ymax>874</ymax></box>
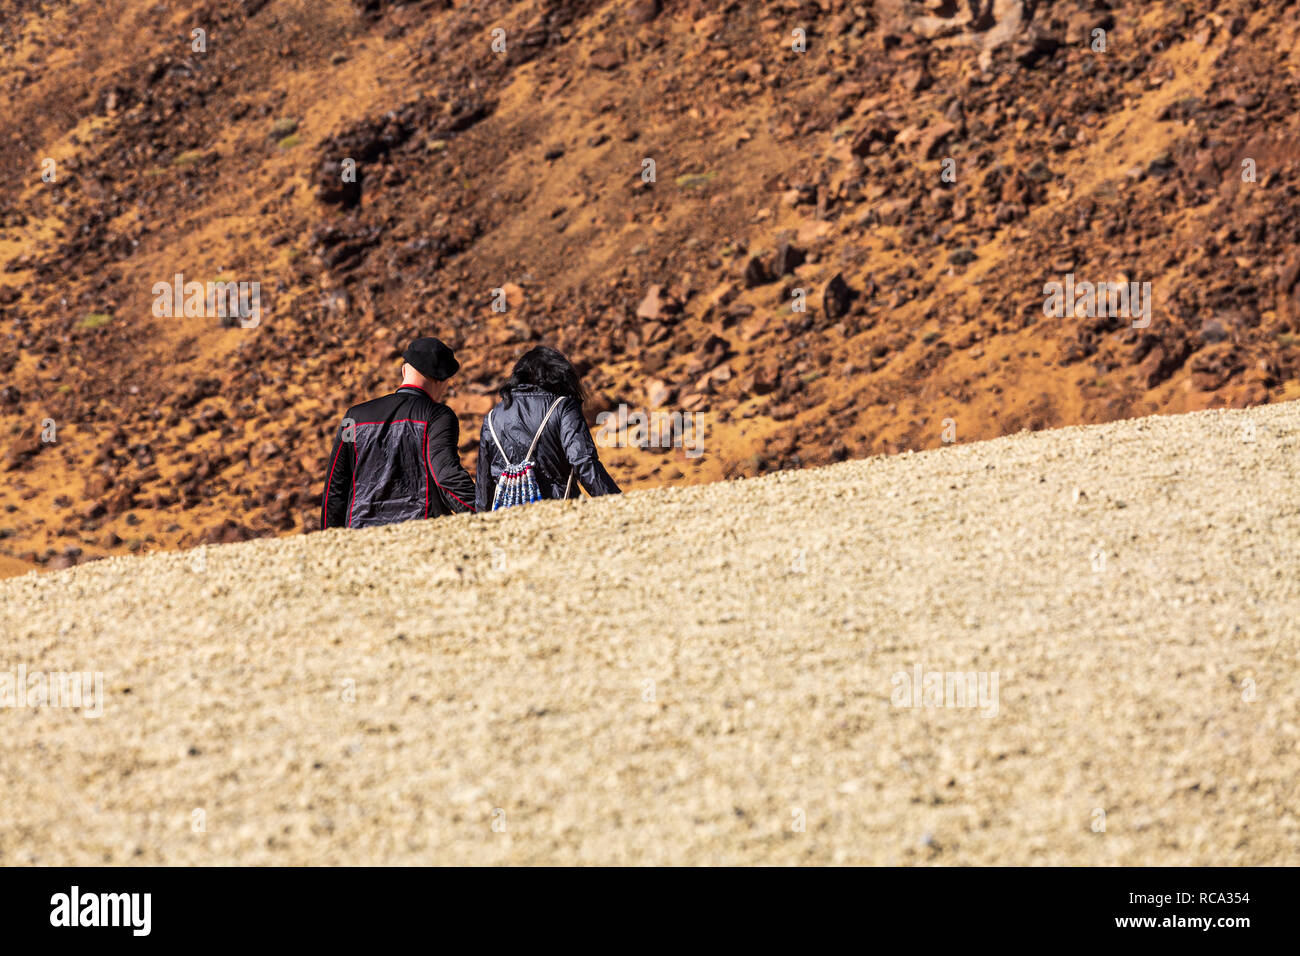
<box><xmin>476</xmin><ymin>384</ymin><xmax>620</xmax><ymax>511</ymax></box>
<box><xmin>322</xmin><ymin>384</ymin><xmax>476</xmax><ymax>529</ymax></box>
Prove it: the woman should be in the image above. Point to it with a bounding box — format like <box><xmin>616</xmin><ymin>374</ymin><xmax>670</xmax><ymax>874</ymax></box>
<box><xmin>476</xmin><ymin>346</ymin><xmax>621</xmax><ymax>511</ymax></box>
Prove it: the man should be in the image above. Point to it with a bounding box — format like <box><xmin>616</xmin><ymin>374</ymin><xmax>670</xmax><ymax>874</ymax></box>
<box><xmin>321</xmin><ymin>336</ymin><xmax>476</xmax><ymax>529</ymax></box>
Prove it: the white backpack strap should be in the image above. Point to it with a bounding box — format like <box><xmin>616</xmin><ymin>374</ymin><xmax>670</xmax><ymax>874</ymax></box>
<box><xmin>487</xmin><ymin>409</ymin><xmax>512</xmax><ymax>467</ymax></box>
<box><xmin>525</xmin><ymin>397</ymin><xmax>565</xmax><ymax>461</ymax></box>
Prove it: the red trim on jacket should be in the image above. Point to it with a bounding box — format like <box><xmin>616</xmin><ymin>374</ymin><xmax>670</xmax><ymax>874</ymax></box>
<box><xmin>423</xmin><ymin>423</ymin><xmax>475</xmax><ymax>513</ymax></box>
<box><xmin>433</xmin><ymin>475</ymin><xmax>474</xmax><ymax>512</ymax></box>
<box><xmin>349</xmin><ymin>418</ymin><xmax>426</xmax><ymax>427</ymax></box>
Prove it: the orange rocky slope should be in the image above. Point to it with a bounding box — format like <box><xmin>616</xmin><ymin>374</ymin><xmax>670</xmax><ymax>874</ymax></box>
<box><xmin>1</xmin><ymin>0</ymin><xmax>1299</xmax><ymax>574</ymax></box>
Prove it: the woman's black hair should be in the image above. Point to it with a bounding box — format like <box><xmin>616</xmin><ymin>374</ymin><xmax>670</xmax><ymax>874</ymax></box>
<box><xmin>500</xmin><ymin>345</ymin><xmax>587</xmax><ymax>408</ymax></box>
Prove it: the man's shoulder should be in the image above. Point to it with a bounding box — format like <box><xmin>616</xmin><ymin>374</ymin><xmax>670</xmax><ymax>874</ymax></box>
<box><xmin>421</xmin><ymin>395</ymin><xmax>457</xmax><ymax>421</ymax></box>
<box><xmin>343</xmin><ymin>392</ymin><xmax>397</xmax><ymax>423</ymax></box>
<box><xmin>424</xmin><ymin>400</ymin><xmax>458</xmax><ymax>431</ymax></box>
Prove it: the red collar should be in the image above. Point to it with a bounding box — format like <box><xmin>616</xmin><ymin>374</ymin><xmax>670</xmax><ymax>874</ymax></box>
<box><xmin>398</xmin><ymin>383</ymin><xmax>434</xmax><ymax>400</ymax></box>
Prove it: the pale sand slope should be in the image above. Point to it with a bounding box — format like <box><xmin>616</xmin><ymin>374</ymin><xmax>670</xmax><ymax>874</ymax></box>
<box><xmin>1</xmin><ymin>403</ymin><xmax>1298</xmax><ymax>865</ymax></box>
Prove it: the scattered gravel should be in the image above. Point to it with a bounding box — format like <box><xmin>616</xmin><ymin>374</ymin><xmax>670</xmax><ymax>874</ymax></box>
<box><xmin>1</xmin><ymin>402</ymin><xmax>1298</xmax><ymax>864</ymax></box>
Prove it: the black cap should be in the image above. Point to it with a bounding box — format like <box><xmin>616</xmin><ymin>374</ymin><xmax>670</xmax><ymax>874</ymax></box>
<box><xmin>403</xmin><ymin>337</ymin><xmax>459</xmax><ymax>381</ymax></box>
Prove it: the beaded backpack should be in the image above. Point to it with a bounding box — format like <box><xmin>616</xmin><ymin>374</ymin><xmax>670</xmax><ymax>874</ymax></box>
<box><xmin>487</xmin><ymin>396</ymin><xmax>572</xmax><ymax>510</ymax></box>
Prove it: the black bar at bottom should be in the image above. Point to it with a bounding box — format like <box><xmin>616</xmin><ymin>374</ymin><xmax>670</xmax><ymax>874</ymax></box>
<box><xmin>0</xmin><ymin>866</ymin><xmax>1282</xmax><ymax>943</ymax></box>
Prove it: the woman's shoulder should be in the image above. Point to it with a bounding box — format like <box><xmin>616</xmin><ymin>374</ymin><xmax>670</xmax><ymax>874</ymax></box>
<box><xmin>481</xmin><ymin>397</ymin><xmax>509</xmax><ymax>429</ymax></box>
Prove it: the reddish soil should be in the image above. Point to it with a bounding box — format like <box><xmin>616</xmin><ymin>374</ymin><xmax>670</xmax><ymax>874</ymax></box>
<box><xmin>1</xmin><ymin>0</ymin><xmax>1298</xmax><ymax>574</ymax></box>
